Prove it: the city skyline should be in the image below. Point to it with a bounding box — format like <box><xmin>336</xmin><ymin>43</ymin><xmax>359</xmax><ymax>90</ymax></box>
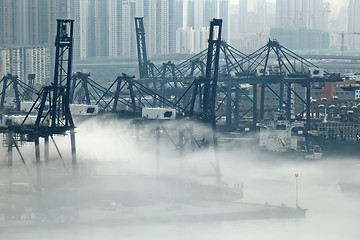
<box><xmin>0</xmin><ymin>0</ymin><xmax>358</xmax><ymax>82</ymax></box>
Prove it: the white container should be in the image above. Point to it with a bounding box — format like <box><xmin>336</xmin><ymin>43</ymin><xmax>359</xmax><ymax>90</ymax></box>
<box><xmin>2</xmin><ymin>114</ymin><xmax>37</xmax><ymax>126</ymax></box>
<box><xmin>142</xmin><ymin>108</ymin><xmax>176</xmax><ymax>120</ymax></box>
<box><xmin>309</xmin><ymin>67</ymin><xmax>325</xmax><ymax>78</ymax></box>
<box><xmin>70</xmin><ymin>104</ymin><xmax>99</xmax><ymax>116</ymax></box>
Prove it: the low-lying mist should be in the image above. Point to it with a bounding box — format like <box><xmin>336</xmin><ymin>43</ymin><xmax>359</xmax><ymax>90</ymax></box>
<box><xmin>0</xmin><ymin>115</ymin><xmax>359</xmax><ymax>240</ymax></box>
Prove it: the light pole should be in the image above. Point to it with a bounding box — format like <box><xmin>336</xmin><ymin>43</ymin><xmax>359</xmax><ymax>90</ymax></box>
<box><xmin>295</xmin><ymin>173</ymin><xmax>299</xmax><ymax>208</ymax></box>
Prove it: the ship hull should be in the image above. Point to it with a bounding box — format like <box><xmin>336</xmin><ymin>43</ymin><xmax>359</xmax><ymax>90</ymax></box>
<box><xmin>309</xmin><ymin>135</ymin><xmax>360</xmax><ymax>157</ymax></box>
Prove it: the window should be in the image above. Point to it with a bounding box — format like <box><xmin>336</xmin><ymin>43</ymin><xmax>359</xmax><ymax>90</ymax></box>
<box><xmin>87</xmin><ymin>107</ymin><xmax>95</xmax><ymax>114</ymax></box>
<box><xmin>164</xmin><ymin>111</ymin><xmax>173</xmax><ymax>118</ymax></box>
<box><xmin>276</xmin><ymin>125</ymin><xmax>286</xmax><ymax>130</ymax></box>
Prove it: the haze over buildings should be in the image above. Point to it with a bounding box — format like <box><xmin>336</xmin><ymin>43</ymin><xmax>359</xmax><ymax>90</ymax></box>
<box><xmin>0</xmin><ymin>0</ymin><xmax>357</xmax><ymax>80</ymax></box>
<box><xmin>347</xmin><ymin>0</ymin><xmax>360</xmax><ymax>50</ymax></box>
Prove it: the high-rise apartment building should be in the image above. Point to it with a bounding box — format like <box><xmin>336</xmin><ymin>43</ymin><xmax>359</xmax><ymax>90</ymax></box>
<box><xmin>174</xmin><ymin>0</ymin><xmax>184</xmax><ymax>30</ymax></box>
<box><xmin>121</xmin><ymin>1</ymin><xmax>136</xmax><ymax>58</ymax></box>
<box><xmin>107</xmin><ymin>0</ymin><xmax>120</xmax><ymax>57</ymax></box>
<box><xmin>187</xmin><ymin>0</ymin><xmax>205</xmax><ymax>29</ymax></box>
<box><xmin>0</xmin><ymin>0</ymin><xmax>66</xmax><ymax>82</ymax></box>
<box><xmin>92</xmin><ymin>0</ymin><xmax>109</xmax><ymax>57</ymax></box>
<box><xmin>273</xmin><ymin>0</ymin><xmax>330</xmax><ymax>50</ymax></box>
<box><xmin>176</xmin><ymin>27</ymin><xmax>209</xmax><ymax>54</ymax></box>
<box><xmin>218</xmin><ymin>0</ymin><xmax>229</xmax><ymax>41</ymax></box>
<box><xmin>185</xmin><ymin>0</ymin><xmax>229</xmax><ymax>41</ymax></box>
<box><xmin>156</xmin><ymin>0</ymin><xmax>175</xmax><ymax>55</ymax></box>
<box><xmin>144</xmin><ymin>0</ymin><xmax>158</xmax><ymax>56</ymax></box>
<box><xmin>24</xmin><ymin>46</ymin><xmax>51</xmax><ymax>84</ymax></box>
<box><xmin>72</xmin><ymin>0</ymin><xmax>90</xmax><ymax>59</ymax></box>
<box><xmin>254</xmin><ymin>0</ymin><xmax>267</xmax><ymax>33</ymax></box>
<box><xmin>276</xmin><ymin>0</ymin><xmax>329</xmax><ymax>31</ymax></box>
<box><xmin>72</xmin><ymin>0</ymin><xmax>110</xmax><ymax>58</ymax></box>
<box><xmin>0</xmin><ymin>0</ymin><xmax>20</xmax><ymax>45</ymax></box>
<box><xmin>238</xmin><ymin>0</ymin><xmax>248</xmax><ymax>34</ymax></box>
<box><xmin>70</xmin><ymin>0</ymin><xmax>177</xmax><ymax>59</ymax></box>
<box><xmin>203</xmin><ymin>0</ymin><xmax>218</xmax><ymax>26</ymax></box>
<box><xmin>0</xmin><ymin>49</ymin><xmax>10</xmax><ymax>79</ymax></box>
<box><xmin>0</xmin><ymin>46</ymin><xmax>50</xmax><ymax>84</ymax></box>
<box><xmin>348</xmin><ymin>0</ymin><xmax>360</xmax><ymax>49</ymax></box>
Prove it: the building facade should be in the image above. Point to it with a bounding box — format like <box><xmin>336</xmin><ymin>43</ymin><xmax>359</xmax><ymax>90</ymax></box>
<box><xmin>348</xmin><ymin>0</ymin><xmax>360</xmax><ymax>50</ymax></box>
<box><xmin>0</xmin><ymin>46</ymin><xmax>50</xmax><ymax>84</ymax></box>
<box><xmin>276</xmin><ymin>0</ymin><xmax>329</xmax><ymax>31</ymax></box>
<box><xmin>70</xmin><ymin>0</ymin><xmax>178</xmax><ymax>59</ymax></box>
<box><xmin>238</xmin><ymin>0</ymin><xmax>248</xmax><ymax>34</ymax></box>
<box><xmin>176</xmin><ymin>27</ymin><xmax>209</xmax><ymax>54</ymax></box>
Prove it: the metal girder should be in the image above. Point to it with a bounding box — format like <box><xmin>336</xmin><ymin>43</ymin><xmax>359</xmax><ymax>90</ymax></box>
<box><xmin>96</xmin><ymin>73</ymin><xmax>179</xmax><ymax>113</ymax></box>
<box><xmin>24</xmin><ymin>74</ymin><xmax>36</xmax><ymax>101</ymax></box>
<box><xmin>96</xmin><ymin>74</ymin><xmax>137</xmax><ymax>112</ymax></box>
<box><xmin>5</xmin><ymin>19</ymin><xmax>76</xmax><ymax>154</ymax></box>
<box><xmin>0</xmin><ymin>19</ymin><xmax>77</xmax><ymax>192</ymax></box>
<box><xmin>0</xmin><ymin>74</ymin><xmax>37</xmax><ymax>112</ymax></box>
<box><xmin>70</xmin><ymin>72</ymin><xmax>91</xmax><ymax>104</ymax></box>
<box><xmin>161</xmin><ymin>61</ymin><xmax>183</xmax><ymax>79</ymax></box>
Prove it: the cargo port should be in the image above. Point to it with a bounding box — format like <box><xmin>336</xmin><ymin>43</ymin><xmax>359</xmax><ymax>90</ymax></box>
<box><xmin>1</xmin><ymin>5</ymin><xmax>360</xmax><ymax>239</ymax></box>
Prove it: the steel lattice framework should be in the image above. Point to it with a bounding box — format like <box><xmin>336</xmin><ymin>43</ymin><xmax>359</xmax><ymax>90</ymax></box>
<box><xmin>61</xmin><ymin>18</ymin><xmax>343</xmax><ymax>139</ymax></box>
<box><xmin>0</xmin><ymin>74</ymin><xmax>38</xmax><ymax>112</ymax></box>
<box><xmin>0</xmin><ymin>20</ymin><xmax>77</xmax><ymax>190</ymax></box>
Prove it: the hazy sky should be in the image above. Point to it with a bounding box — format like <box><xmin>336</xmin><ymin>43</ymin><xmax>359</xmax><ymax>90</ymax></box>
<box><xmin>230</xmin><ymin>0</ymin><xmax>349</xmax><ymax>14</ymax></box>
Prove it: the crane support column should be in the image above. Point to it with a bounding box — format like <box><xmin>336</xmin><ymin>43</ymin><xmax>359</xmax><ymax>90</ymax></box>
<box><xmin>52</xmin><ymin>19</ymin><xmax>74</xmax><ymax>128</ymax></box>
<box><xmin>260</xmin><ymin>83</ymin><xmax>265</xmax><ymax>120</ymax></box>
<box><xmin>306</xmin><ymin>80</ymin><xmax>311</xmax><ymax>150</ymax></box>
<box><xmin>7</xmin><ymin>132</ymin><xmax>13</xmax><ymax>167</ymax></box>
<box><xmin>189</xmin><ymin>80</ymin><xmax>199</xmax><ymax>116</ymax></box>
<box><xmin>203</xmin><ymin>18</ymin><xmax>222</xmax><ymax>129</ymax></box>
<box><xmin>35</xmin><ymin>137</ymin><xmax>41</xmax><ymax>164</ymax></box>
<box><xmin>44</xmin><ymin>136</ymin><xmax>49</xmax><ymax>164</ymax></box>
<box><xmin>253</xmin><ymin>83</ymin><xmax>258</xmax><ymax>130</ymax></box>
<box><xmin>12</xmin><ymin>76</ymin><xmax>21</xmax><ymax>111</ymax></box>
<box><xmin>287</xmin><ymin>84</ymin><xmax>292</xmax><ymax>120</ymax></box>
<box><xmin>128</xmin><ymin>79</ymin><xmax>137</xmax><ymax>112</ymax></box>
<box><xmin>234</xmin><ymin>85</ymin><xmax>240</xmax><ymax>127</ymax></box>
<box><xmin>35</xmin><ymin>136</ymin><xmax>42</xmax><ymax>190</ymax></box>
<box><xmin>225</xmin><ymin>82</ymin><xmax>232</xmax><ymax>129</ymax></box>
<box><xmin>112</xmin><ymin>77</ymin><xmax>122</xmax><ymax>112</ymax></box>
<box><xmin>135</xmin><ymin>17</ymin><xmax>149</xmax><ymax>79</ymax></box>
<box><xmin>70</xmin><ymin>129</ymin><xmax>77</xmax><ymax>167</ymax></box>
<box><xmin>279</xmin><ymin>78</ymin><xmax>284</xmax><ymax>110</ymax></box>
